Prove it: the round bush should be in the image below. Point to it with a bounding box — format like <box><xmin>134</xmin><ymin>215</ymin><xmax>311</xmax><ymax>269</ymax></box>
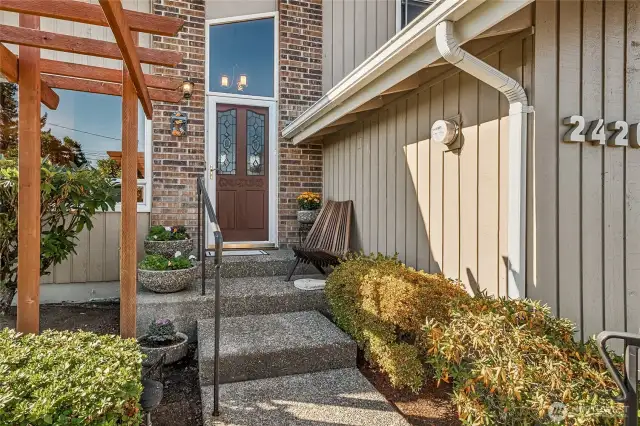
<box><xmin>0</xmin><ymin>328</ymin><xmax>143</xmax><ymax>425</ymax></box>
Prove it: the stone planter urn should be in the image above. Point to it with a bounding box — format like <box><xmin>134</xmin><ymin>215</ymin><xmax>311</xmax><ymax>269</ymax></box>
<box><xmin>138</xmin><ymin>265</ymin><xmax>197</xmax><ymax>293</ymax></box>
<box><xmin>144</xmin><ymin>238</ymin><xmax>193</xmax><ymax>258</ymax></box>
<box><xmin>297</xmin><ymin>209</ymin><xmax>319</xmax><ymax>224</ymax></box>
<box><xmin>139</xmin><ymin>332</ymin><xmax>188</xmax><ymax>366</ymax></box>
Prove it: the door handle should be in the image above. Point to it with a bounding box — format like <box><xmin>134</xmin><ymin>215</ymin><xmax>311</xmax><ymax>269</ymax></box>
<box><xmin>209</xmin><ymin>165</ymin><xmax>217</xmax><ymax>179</ymax></box>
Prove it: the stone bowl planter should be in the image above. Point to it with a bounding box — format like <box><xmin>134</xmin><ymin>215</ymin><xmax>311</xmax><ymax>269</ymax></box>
<box><xmin>144</xmin><ymin>238</ymin><xmax>193</xmax><ymax>258</ymax></box>
<box><xmin>138</xmin><ymin>265</ymin><xmax>197</xmax><ymax>293</ymax></box>
<box><xmin>297</xmin><ymin>209</ymin><xmax>319</xmax><ymax>224</ymax></box>
<box><xmin>139</xmin><ymin>332</ymin><xmax>188</xmax><ymax>366</ymax></box>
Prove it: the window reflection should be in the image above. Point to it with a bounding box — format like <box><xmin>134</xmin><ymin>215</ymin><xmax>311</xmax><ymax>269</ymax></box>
<box><xmin>400</xmin><ymin>0</ymin><xmax>433</xmax><ymax>29</ymax></box>
<box><xmin>209</xmin><ymin>18</ymin><xmax>275</xmax><ymax>97</ymax></box>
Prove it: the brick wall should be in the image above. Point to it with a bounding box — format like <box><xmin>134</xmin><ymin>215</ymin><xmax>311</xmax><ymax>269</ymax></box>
<box><xmin>278</xmin><ymin>0</ymin><xmax>324</xmax><ymax>247</ymax></box>
<box><xmin>151</xmin><ymin>0</ymin><xmax>206</xmax><ymax>232</ymax></box>
<box><xmin>150</xmin><ymin>0</ymin><xmax>324</xmax><ymax>246</ymax></box>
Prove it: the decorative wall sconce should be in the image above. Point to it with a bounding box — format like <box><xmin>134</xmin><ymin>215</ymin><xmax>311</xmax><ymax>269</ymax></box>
<box><xmin>182</xmin><ymin>79</ymin><xmax>194</xmax><ymax>99</ymax></box>
<box><xmin>238</xmin><ymin>74</ymin><xmax>248</xmax><ymax>91</ymax></box>
<box><xmin>220</xmin><ymin>75</ymin><xmax>230</xmax><ymax>88</ymax></box>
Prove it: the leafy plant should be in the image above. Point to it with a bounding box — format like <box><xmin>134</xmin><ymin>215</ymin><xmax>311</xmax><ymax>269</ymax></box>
<box><xmin>146</xmin><ymin>225</ymin><xmax>189</xmax><ymax>241</ymax></box>
<box><xmin>325</xmin><ymin>252</ymin><xmax>468</xmax><ymax>391</ymax></box>
<box><xmin>138</xmin><ymin>253</ymin><xmax>194</xmax><ymax>271</ymax></box>
<box><xmin>296</xmin><ymin>191</ymin><xmax>321</xmax><ymax>210</ymax></box>
<box><xmin>422</xmin><ymin>296</ymin><xmax>625</xmax><ymax>425</ymax></box>
<box><xmin>0</xmin><ymin>158</ymin><xmax>119</xmax><ymax>313</ymax></box>
<box><xmin>96</xmin><ymin>158</ymin><xmax>122</xmax><ymax>179</ymax></box>
<box><xmin>146</xmin><ymin>318</ymin><xmax>178</xmax><ymax>344</ymax></box>
<box><xmin>0</xmin><ymin>328</ymin><xmax>143</xmax><ymax>425</ymax></box>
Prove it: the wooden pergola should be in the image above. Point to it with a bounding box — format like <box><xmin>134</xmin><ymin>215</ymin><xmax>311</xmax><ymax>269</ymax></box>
<box><xmin>0</xmin><ymin>0</ymin><xmax>186</xmax><ymax>338</ymax></box>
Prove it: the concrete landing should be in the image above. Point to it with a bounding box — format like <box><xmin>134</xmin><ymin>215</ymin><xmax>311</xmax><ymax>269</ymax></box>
<box><xmin>201</xmin><ymin>368</ymin><xmax>409</xmax><ymax>426</ymax></box>
<box><xmin>137</xmin><ymin>275</ymin><xmax>327</xmax><ymax>340</ymax></box>
<box><xmin>204</xmin><ymin>249</ymin><xmax>318</xmax><ymax>279</ymax></box>
<box><xmin>198</xmin><ymin>311</ymin><xmax>356</xmax><ymax>385</ymax></box>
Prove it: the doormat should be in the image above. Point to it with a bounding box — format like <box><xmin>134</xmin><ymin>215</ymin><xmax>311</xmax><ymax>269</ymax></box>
<box><xmin>294</xmin><ymin>278</ymin><xmax>326</xmax><ymax>291</ymax></box>
<box><xmin>206</xmin><ymin>250</ymin><xmax>269</xmax><ymax>257</ymax></box>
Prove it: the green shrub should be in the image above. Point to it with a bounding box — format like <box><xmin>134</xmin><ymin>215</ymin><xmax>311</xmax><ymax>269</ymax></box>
<box><xmin>0</xmin><ymin>158</ymin><xmax>119</xmax><ymax>313</ymax></box>
<box><xmin>138</xmin><ymin>253</ymin><xmax>193</xmax><ymax>271</ymax></box>
<box><xmin>146</xmin><ymin>318</ymin><xmax>178</xmax><ymax>344</ymax></box>
<box><xmin>423</xmin><ymin>296</ymin><xmax>625</xmax><ymax>425</ymax></box>
<box><xmin>0</xmin><ymin>329</ymin><xmax>143</xmax><ymax>425</ymax></box>
<box><xmin>146</xmin><ymin>225</ymin><xmax>189</xmax><ymax>241</ymax></box>
<box><xmin>325</xmin><ymin>253</ymin><xmax>469</xmax><ymax>391</ymax></box>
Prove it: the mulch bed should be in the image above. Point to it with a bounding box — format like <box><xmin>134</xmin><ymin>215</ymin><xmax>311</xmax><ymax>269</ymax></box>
<box><xmin>1</xmin><ymin>303</ymin><xmax>461</xmax><ymax>426</ymax></box>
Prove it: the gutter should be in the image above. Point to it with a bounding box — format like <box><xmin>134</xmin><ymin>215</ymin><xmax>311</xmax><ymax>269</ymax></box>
<box><xmin>435</xmin><ymin>20</ymin><xmax>532</xmax><ymax>298</ymax></box>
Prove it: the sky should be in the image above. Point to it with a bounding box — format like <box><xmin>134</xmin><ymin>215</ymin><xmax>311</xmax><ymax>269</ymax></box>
<box><xmin>41</xmin><ymin>89</ymin><xmax>146</xmax><ymax>170</ymax></box>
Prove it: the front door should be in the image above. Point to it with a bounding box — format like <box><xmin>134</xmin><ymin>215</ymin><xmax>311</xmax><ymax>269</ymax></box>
<box><xmin>215</xmin><ymin>104</ymin><xmax>269</xmax><ymax>242</ymax></box>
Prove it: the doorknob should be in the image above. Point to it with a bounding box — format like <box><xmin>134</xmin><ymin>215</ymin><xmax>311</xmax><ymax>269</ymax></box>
<box><xmin>209</xmin><ymin>165</ymin><xmax>216</xmax><ymax>179</ymax></box>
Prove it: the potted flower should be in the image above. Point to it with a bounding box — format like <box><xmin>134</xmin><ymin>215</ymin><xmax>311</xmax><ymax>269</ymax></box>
<box><xmin>296</xmin><ymin>192</ymin><xmax>321</xmax><ymax>224</ymax></box>
<box><xmin>144</xmin><ymin>225</ymin><xmax>193</xmax><ymax>258</ymax></box>
<box><xmin>138</xmin><ymin>252</ymin><xmax>197</xmax><ymax>293</ymax></box>
<box><xmin>138</xmin><ymin>318</ymin><xmax>188</xmax><ymax>366</ymax></box>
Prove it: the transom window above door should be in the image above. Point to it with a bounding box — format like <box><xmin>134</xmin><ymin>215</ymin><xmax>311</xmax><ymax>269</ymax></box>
<box><xmin>208</xmin><ymin>17</ymin><xmax>275</xmax><ymax>98</ymax></box>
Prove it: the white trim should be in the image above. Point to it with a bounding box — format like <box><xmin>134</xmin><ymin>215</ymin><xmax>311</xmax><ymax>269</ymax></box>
<box><xmin>205</xmin><ymin>12</ymin><xmax>278</xmax><ymax>101</ymax></box>
<box><xmin>114</xmin><ymin>112</ymin><xmax>152</xmax><ymax>213</ymax></box>
<box><xmin>396</xmin><ymin>0</ymin><xmax>402</xmax><ymax>33</ymax></box>
<box><xmin>282</xmin><ymin>0</ymin><xmax>533</xmax><ymax>145</ymax></box>
<box><xmin>206</xmin><ymin>96</ymin><xmax>278</xmax><ymax>247</ymax></box>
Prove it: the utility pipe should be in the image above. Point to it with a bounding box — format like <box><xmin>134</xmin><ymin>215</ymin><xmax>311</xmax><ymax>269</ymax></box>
<box><xmin>435</xmin><ymin>20</ymin><xmax>533</xmax><ymax>298</ymax></box>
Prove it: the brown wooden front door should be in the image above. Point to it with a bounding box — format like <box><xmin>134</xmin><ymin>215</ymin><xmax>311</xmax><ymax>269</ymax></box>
<box><xmin>215</xmin><ymin>104</ymin><xmax>269</xmax><ymax>242</ymax></box>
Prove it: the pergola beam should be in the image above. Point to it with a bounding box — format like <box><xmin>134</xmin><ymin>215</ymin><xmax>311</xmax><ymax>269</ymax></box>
<box><xmin>0</xmin><ymin>25</ymin><xmax>183</xmax><ymax>67</ymax></box>
<box><xmin>99</xmin><ymin>1</ymin><xmax>153</xmax><ymax>119</ymax></box>
<box><xmin>40</xmin><ymin>59</ymin><xmax>183</xmax><ymax>90</ymax></box>
<box><xmin>41</xmin><ymin>74</ymin><xmax>183</xmax><ymax>103</ymax></box>
<box><xmin>1</xmin><ymin>44</ymin><xmax>59</xmax><ymax>109</ymax></box>
<box><xmin>0</xmin><ymin>0</ymin><xmax>183</xmax><ymax>36</ymax></box>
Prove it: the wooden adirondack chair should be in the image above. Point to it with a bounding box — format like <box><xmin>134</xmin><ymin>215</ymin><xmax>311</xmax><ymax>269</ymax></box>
<box><xmin>286</xmin><ymin>200</ymin><xmax>353</xmax><ymax>281</ymax></box>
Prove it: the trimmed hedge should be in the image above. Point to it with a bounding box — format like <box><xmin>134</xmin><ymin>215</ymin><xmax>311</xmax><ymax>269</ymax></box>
<box><xmin>424</xmin><ymin>296</ymin><xmax>625</xmax><ymax>425</ymax></box>
<box><xmin>325</xmin><ymin>253</ymin><xmax>468</xmax><ymax>391</ymax></box>
<box><xmin>326</xmin><ymin>254</ymin><xmax>626</xmax><ymax>425</ymax></box>
<box><xmin>0</xmin><ymin>329</ymin><xmax>143</xmax><ymax>425</ymax></box>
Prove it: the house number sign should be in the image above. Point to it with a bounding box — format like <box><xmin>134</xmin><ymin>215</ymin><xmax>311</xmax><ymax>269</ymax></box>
<box><xmin>564</xmin><ymin>115</ymin><xmax>639</xmax><ymax>147</ymax></box>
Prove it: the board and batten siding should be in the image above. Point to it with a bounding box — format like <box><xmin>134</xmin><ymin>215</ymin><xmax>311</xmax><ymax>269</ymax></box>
<box><xmin>531</xmin><ymin>0</ymin><xmax>640</xmax><ymax>341</ymax></box>
<box><xmin>1</xmin><ymin>0</ymin><xmax>153</xmax><ymax>284</ymax></box>
<box><xmin>323</xmin><ymin>34</ymin><xmax>533</xmax><ymax>299</ymax></box>
<box><xmin>323</xmin><ymin>0</ymin><xmax>397</xmax><ymax>92</ymax></box>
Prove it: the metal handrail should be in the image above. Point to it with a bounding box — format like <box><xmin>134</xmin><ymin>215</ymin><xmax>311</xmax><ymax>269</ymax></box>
<box><xmin>196</xmin><ymin>176</ymin><xmax>222</xmax><ymax>417</ymax></box>
<box><xmin>597</xmin><ymin>331</ymin><xmax>639</xmax><ymax>426</ymax></box>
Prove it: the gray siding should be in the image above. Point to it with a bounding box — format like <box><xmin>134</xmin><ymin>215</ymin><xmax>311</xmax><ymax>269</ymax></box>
<box><xmin>204</xmin><ymin>1</ymin><xmax>278</xmax><ymax>20</ymax></box>
<box><xmin>323</xmin><ymin>36</ymin><xmax>533</xmax><ymax>298</ymax></box>
<box><xmin>323</xmin><ymin>0</ymin><xmax>397</xmax><ymax>92</ymax></box>
<box><xmin>531</xmin><ymin>0</ymin><xmax>640</xmax><ymax>341</ymax></box>
<box><xmin>40</xmin><ymin>213</ymin><xmax>150</xmax><ymax>284</ymax></box>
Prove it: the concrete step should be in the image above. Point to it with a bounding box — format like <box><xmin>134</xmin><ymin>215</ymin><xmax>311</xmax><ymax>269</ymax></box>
<box><xmin>198</xmin><ymin>311</ymin><xmax>356</xmax><ymax>386</ymax></box>
<box><xmin>200</xmin><ymin>368</ymin><xmax>409</xmax><ymax>426</ymax></box>
<box><xmin>136</xmin><ymin>275</ymin><xmax>327</xmax><ymax>341</ymax></box>
<box><xmin>203</xmin><ymin>249</ymin><xmax>318</xmax><ymax>279</ymax></box>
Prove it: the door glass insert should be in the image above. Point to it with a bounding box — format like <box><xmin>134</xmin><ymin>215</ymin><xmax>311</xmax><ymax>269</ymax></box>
<box><xmin>246</xmin><ymin>110</ymin><xmax>265</xmax><ymax>176</ymax></box>
<box><xmin>217</xmin><ymin>109</ymin><xmax>237</xmax><ymax>175</ymax></box>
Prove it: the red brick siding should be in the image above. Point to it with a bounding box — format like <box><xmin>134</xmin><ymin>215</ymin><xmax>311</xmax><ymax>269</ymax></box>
<box><xmin>151</xmin><ymin>0</ymin><xmax>206</xmax><ymax>232</ymax></box>
<box><xmin>150</xmin><ymin>0</ymin><xmax>324</xmax><ymax>246</ymax></box>
<box><xmin>278</xmin><ymin>0</ymin><xmax>324</xmax><ymax>247</ymax></box>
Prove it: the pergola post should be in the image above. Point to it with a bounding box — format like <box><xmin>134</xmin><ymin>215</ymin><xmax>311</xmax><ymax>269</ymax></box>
<box><xmin>119</xmin><ymin>33</ymin><xmax>139</xmax><ymax>338</ymax></box>
<box><xmin>16</xmin><ymin>14</ymin><xmax>41</xmax><ymax>334</ymax></box>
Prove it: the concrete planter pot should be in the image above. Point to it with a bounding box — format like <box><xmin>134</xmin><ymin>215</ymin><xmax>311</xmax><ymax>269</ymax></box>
<box><xmin>138</xmin><ymin>265</ymin><xmax>197</xmax><ymax>293</ymax></box>
<box><xmin>139</xmin><ymin>332</ymin><xmax>188</xmax><ymax>366</ymax></box>
<box><xmin>144</xmin><ymin>238</ymin><xmax>193</xmax><ymax>258</ymax></box>
<box><xmin>297</xmin><ymin>209</ymin><xmax>319</xmax><ymax>224</ymax></box>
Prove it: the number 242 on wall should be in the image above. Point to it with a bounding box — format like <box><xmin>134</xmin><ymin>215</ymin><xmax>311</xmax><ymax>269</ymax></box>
<box><xmin>563</xmin><ymin>115</ymin><xmax>639</xmax><ymax>147</ymax></box>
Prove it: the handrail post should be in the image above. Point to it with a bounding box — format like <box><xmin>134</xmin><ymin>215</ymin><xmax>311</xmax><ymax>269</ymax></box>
<box><xmin>213</xmin><ymin>234</ymin><xmax>222</xmax><ymax>416</ymax></box>
<box><xmin>201</xmin><ymin>182</ymin><xmax>206</xmax><ymax>296</ymax></box>
<box><xmin>597</xmin><ymin>331</ymin><xmax>640</xmax><ymax>426</ymax></box>
<box><xmin>197</xmin><ymin>181</ymin><xmax>201</xmax><ymax>262</ymax></box>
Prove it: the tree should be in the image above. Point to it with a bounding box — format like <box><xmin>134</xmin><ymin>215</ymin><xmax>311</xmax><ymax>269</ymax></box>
<box><xmin>0</xmin><ymin>83</ymin><xmax>88</xmax><ymax>167</ymax></box>
<box><xmin>0</xmin><ymin>83</ymin><xmax>18</xmax><ymax>152</ymax></box>
<box><xmin>0</xmin><ymin>158</ymin><xmax>119</xmax><ymax>313</ymax></box>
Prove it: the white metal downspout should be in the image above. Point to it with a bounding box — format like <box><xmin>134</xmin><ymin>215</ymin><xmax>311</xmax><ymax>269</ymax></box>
<box><xmin>435</xmin><ymin>20</ymin><xmax>533</xmax><ymax>298</ymax></box>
